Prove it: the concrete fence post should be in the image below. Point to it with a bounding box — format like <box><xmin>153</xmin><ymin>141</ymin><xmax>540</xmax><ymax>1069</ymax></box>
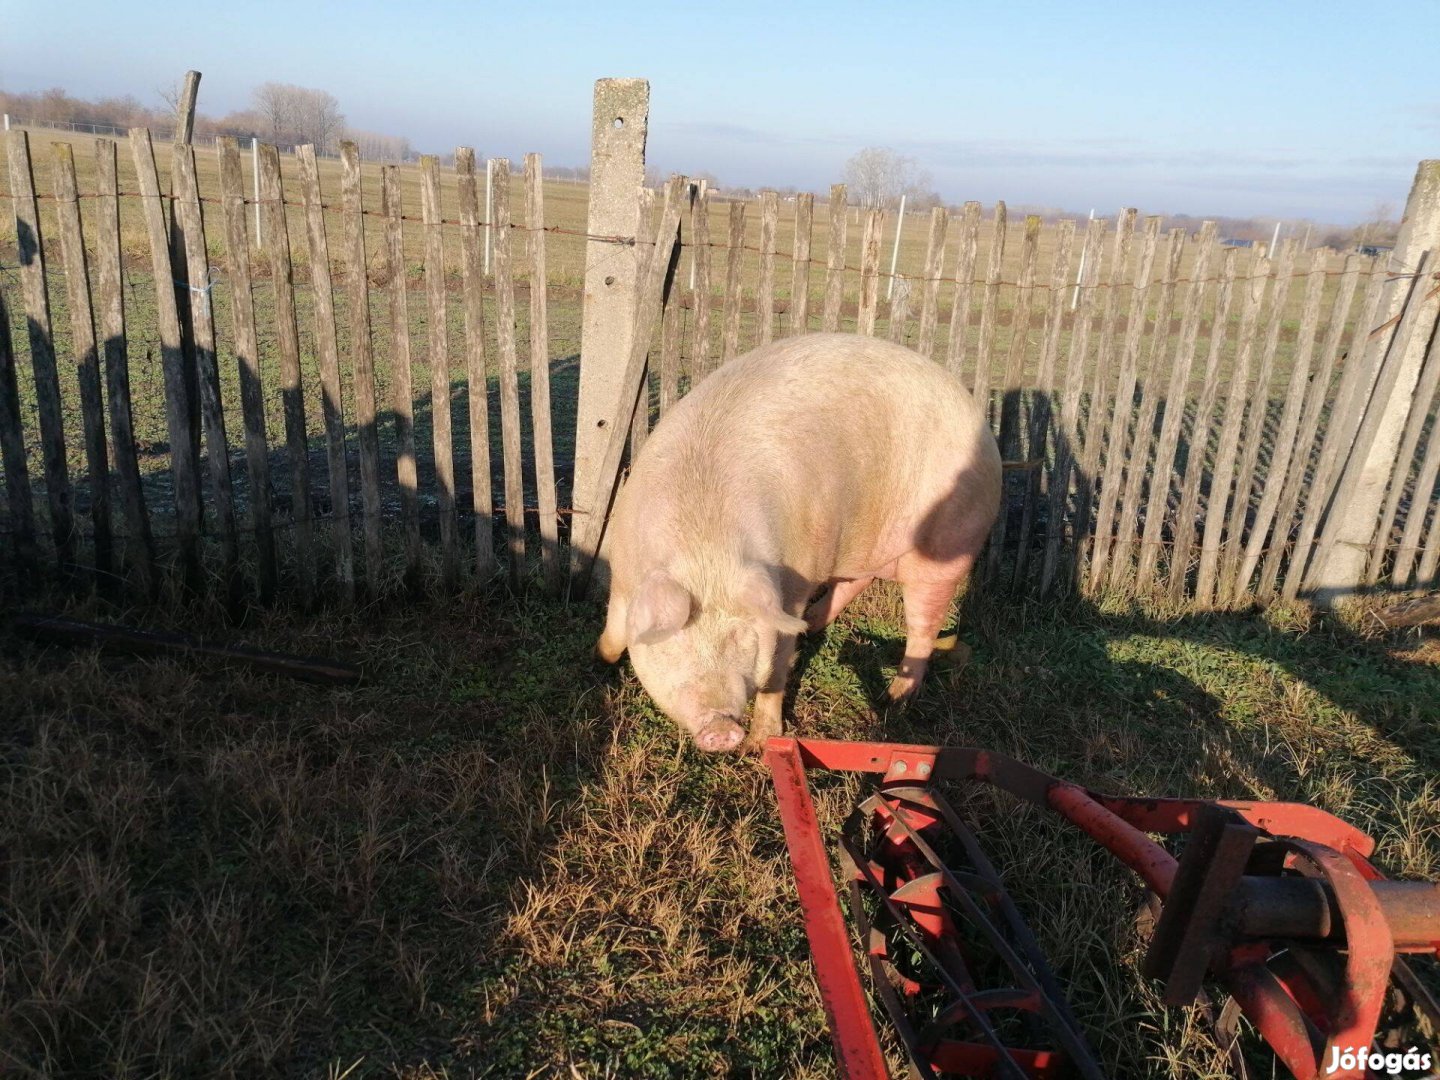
<box><xmin>1309</xmin><ymin>159</ymin><xmax>1440</xmax><ymax>603</ymax></box>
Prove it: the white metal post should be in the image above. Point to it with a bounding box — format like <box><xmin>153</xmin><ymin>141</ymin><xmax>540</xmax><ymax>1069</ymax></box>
<box><xmin>251</xmin><ymin>137</ymin><xmax>262</xmax><ymax>248</ymax></box>
<box><xmin>1071</xmin><ymin>209</ymin><xmax>1095</xmax><ymax>310</ymax></box>
<box><xmin>2</xmin><ymin>114</ymin><xmax>9</xmax><ymax>131</ymax></box>
<box><xmin>886</xmin><ymin>194</ymin><xmax>906</xmax><ymax>301</ymax></box>
<box><xmin>1270</xmin><ymin>221</ymin><xmax>1281</xmax><ymax>254</ymax></box>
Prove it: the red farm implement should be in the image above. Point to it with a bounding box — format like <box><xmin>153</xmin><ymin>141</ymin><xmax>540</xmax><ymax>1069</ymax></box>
<box><xmin>765</xmin><ymin>737</ymin><xmax>1440</xmax><ymax>1080</ymax></box>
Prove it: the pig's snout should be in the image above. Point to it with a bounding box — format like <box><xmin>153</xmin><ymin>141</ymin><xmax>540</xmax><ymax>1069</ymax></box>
<box><xmin>694</xmin><ymin>714</ymin><xmax>746</xmax><ymax>753</ymax></box>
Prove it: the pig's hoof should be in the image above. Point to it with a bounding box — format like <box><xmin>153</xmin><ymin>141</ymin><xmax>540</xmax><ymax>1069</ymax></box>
<box><xmin>885</xmin><ymin>675</ymin><xmax>922</xmax><ymax>706</ymax></box>
<box><xmin>695</xmin><ymin>717</ymin><xmax>746</xmax><ymax>753</ymax></box>
<box><xmin>931</xmin><ymin>635</ymin><xmax>972</xmax><ymax>671</ymax></box>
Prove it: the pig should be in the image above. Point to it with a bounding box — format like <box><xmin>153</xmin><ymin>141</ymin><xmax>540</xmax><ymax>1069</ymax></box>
<box><xmin>595</xmin><ymin>332</ymin><xmax>1001</xmax><ymax>753</ymax></box>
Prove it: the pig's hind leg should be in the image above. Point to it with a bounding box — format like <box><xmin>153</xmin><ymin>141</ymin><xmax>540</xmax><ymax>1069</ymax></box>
<box><xmin>595</xmin><ymin>591</ymin><xmax>628</xmax><ymax>664</ymax></box>
<box><xmin>888</xmin><ymin>549</ymin><xmax>981</xmax><ymax>703</ymax></box>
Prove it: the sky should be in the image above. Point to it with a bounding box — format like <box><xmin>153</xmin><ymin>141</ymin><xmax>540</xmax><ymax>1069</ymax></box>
<box><xmin>3</xmin><ymin>0</ymin><xmax>1437</xmax><ymax>225</ymax></box>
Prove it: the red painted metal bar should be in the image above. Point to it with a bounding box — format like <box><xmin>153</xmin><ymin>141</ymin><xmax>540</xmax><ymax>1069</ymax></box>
<box><xmin>764</xmin><ymin>737</ymin><xmax>891</xmax><ymax>1080</ymax></box>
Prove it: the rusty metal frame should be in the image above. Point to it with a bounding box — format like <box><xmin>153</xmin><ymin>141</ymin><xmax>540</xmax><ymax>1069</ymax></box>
<box><xmin>764</xmin><ymin>736</ymin><xmax>1440</xmax><ymax>1080</ymax></box>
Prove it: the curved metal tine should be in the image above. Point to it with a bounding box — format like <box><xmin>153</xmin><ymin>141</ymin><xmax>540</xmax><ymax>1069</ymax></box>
<box><xmin>918</xmin><ymin>990</ymin><xmax>1046</xmax><ymax>1052</ymax></box>
<box><xmin>873</xmin><ymin>787</ymin><xmax>1107</xmax><ymax>1079</ymax></box>
<box><xmin>1392</xmin><ymin>957</ymin><xmax>1440</xmax><ymax>1031</ymax></box>
<box><xmin>841</xmin><ymin>834</ymin><xmax>1035</xmax><ymax>1080</ymax></box>
<box><xmin>850</xmin><ymin>876</ymin><xmax>944</xmax><ymax>1080</ymax></box>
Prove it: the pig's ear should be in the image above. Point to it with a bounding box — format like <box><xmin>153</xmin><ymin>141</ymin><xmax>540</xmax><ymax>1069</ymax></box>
<box><xmin>627</xmin><ymin>570</ymin><xmax>692</xmax><ymax>646</ymax></box>
<box><xmin>739</xmin><ymin>565</ymin><xmax>808</xmax><ymax>636</ymax></box>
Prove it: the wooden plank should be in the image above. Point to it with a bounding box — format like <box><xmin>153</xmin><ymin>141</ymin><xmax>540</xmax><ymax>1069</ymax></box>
<box><xmin>1134</xmin><ymin>222</ymin><xmax>1218</xmax><ymax>593</ymax></box>
<box><xmin>174</xmin><ymin>71</ymin><xmax>201</xmax><ymax>142</ymax></box>
<box><xmin>1107</xmin><ymin>228</ymin><xmax>1187</xmax><ymax>590</ymax></box>
<box><xmin>339</xmin><ymin>142</ymin><xmax>384</xmax><ymax>589</ymax></box>
<box><xmin>857</xmin><ymin>207</ymin><xmax>883</xmax><ymax>336</ymax></box>
<box><xmin>629</xmin><ymin>187</ymin><xmax>657</xmax><ymax>461</ymax></box>
<box><xmin>916</xmin><ymin>207</ymin><xmax>948</xmax><ymax>358</ymax></box>
<box><xmin>0</xmin><ymin>276</ymin><xmax>36</xmax><ymax>566</ymax></box>
<box><xmin>1417</xmin><ymin>485</ymin><xmax>1440</xmax><ymax>588</ymax></box>
<box><xmin>1013</xmin><ymin>219</ymin><xmax>1075</xmax><ymax>590</ymax></box>
<box><xmin>1256</xmin><ymin>255</ymin><xmax>1362</xmax><ymax>598</ymax></box>
<box><xmin>257</xmin><ymin>143</ymin><xmax>315</xmax><ymax>602</ymax></box>
<box><xmin>986</xmin><ymin>213</ymin><xmax>1040</xmax><ymax>579</ymax></box>
<box><xmin>568</xmin><ymin>177</ymin><xmax>687</xmax><ymax>593</ymax></box>
<box><xmin>1040</xmin><ymin>215</ymin><xmax>1106</xmax><ymax>596</ymax></box>
<box><xmin>721</xmin><ymin>200</ymin><xmax>746</xmax><ymax>363</ymax></box>
<box><xmin>971</xmin><ymin>202</ymin><xmax>1008</xmax><ymax>411</ymax></box>
<box><xmin>886</xmin><ymin>274</ymin><xmax>912</xmax><ymax>343</ymax></box>
<box><xmin>821</xmin><ymin>184</ymin><xmax>848</xmax><ymax>332</ymax></box>
<box><xmin>1193</xmin><ymin>249</ymin><xmax>1272</xmax><ymax>606</ymax></box>
<box><xmin>173</xmin><ymin>143</ymin><xmax>240</xmax><ymax>587</ymax></box>
<box><xmin>757</xmin><ymin>190</ymin><xmax>779</xmax><ymax>345</ymax></box>
<box><xmin>454</xmin><ymin>150</ymin><xmax>495</xmax><ymax>580</ymax></box>
<box><xmin>129</xmin><ymin>127</ymin><xmax>200</xmax><ymax>587</ymax></box>
<box><xmin>8</xmin><ymin>130</ymin><xmax>76</xmax><ymax>571</ymax></box>
<box><xmin>944</xmin><ymin>202</ymin><xmax>983</xmax><ymax>379</ymax></box>
<box><xmin>491</xmin><ymin>160</ymin><xmax>526</xmax><ymax>589</ymax></box>
<box><xmin>216</xmin><ymin>137</ymin><xmax>276</xmax><ymax>601</ymax></box>
<box><xmin>790</xmin><ymin>192</ymin><xmax>814</xmax><ymax>336</ymax></box>
<box><xmin>51</xmin><ymin>141</ymin><xmax>113</xmax><ymax>581</ymax></box>
<box><xmin>419</xmin><ymin>155</ymin><xmax>459</xmax><ymax>586</ymax></box>
<box><xmin>1167</xmin><ymin>249</ymin><xmax>1241</xmax><ymax>602</ymax></box>
<box><xmin>1282</xmin><ymin>259</ymin><xmax>1387</xmax><ymax>598</ymax></box>
<box><xmin>1218</xmin><ymin>240</ymin><xmax>1299</xmax><ymax>599</ymax></box>
<box><xmin>1234</xmin><ymin>248</ymin><xmax>1328</xmax><ymax>599</ymax></box>
<box><xmin>1086</xmin><ymin>215</ymin><xmax>1163</xmax><ymax>593</ymax></box>
<box><xmin>525</xmin><ymin>152</ymin><xmax>562</xmax><ymax>594</ymax></box>
<box><xmin>689</xmin><ymin>186</ymin><xmax>713</xmax><ymax>376</ymax></box>
<box><xmin>1390</xmin><ymin>336</ymin><xmax>1440</xmax><ymax>588</ymax></box>
<box><xmin>660</xmin><ymin>253</ymin><xmax>682</xmax><ymax>413</ymax></box>
<box><xmin>296</xmin><ymin>144</ymin><xmax>354</xmax><ymax>599</ymax></box>
<box><xmin>382</xmin><ymin>165</ymin><xmax>425</xmax><ymax>583</ymax></box>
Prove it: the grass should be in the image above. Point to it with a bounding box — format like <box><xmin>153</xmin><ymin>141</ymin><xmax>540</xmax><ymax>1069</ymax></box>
<box><xmin>3</xmin><ymin>580</ymin><xmax>1438</xmax><ymax>1077</ymax></box>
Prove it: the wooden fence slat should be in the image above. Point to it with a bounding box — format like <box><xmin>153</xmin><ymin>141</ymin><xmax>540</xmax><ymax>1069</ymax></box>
<box><xmin>1234</xmin><ymin>248</ymin><xmax>1328</xmax><ymax>599</ymax></box>
<box><xmin>790</xmin><ymin>192</ymin><xmax>813</xmax><ymax>336</ymax></box>
<box><xmin>1308</xmin><ymin>253</ymin><xmax>1440</xmax><ymax>596</ymax></box>
<box><xmin>129</xmin><ymin>127</ymin><xmax>200</xmax><ymax>587</ymax></box>
<box><xmin>986</xmin><ymin>214</ymin><xmax>1040</xmax><ymax>579</ymax></box>
<box><xmin>1416</xmin><ymin>467</ymin><xmax>1440</xmax><ymax>586</ymax></box>
<box><xmin>721</xmin><ymin>200</ymin><xmax>746</xmax><ymax>362</ymax></box>
<box><xmin>886</xmin><ymin>276</ymin><xmax>912</xmax><ymax>343</ymax></box>
<box><xmin>660</xmin><ymin>260</ymin><xmax>682</xmax><ymax>414</ymax></box>
<box><xmin>857</xmin><ymin>207</ymin><xmax>883</xmax><ymax>337</ymax></box>
<box><xmin>1168</xmin><ymin>249</ymin><xmax>1241</xmax><ymax>602</ymax></box>
<box><xmin>419</xmin><ymin>155</ymin><xmax>459</xmax><ymax>586</ymax></box>
<box><xmin>1041</xmin><ymin>215</ymin><xmax>1106</xmax><ymax>596</ymax></box>
<box><xmin>629</xmin><ymin>187</ymin><xmax>657</xmax><ymax>462</ymax></box>
<box><xmin>51</xmin><ymin>141</ymin><xmax>113</xmax><ymax>581</ymax></box>
<box><xmin>1256</xmin><ymin>255</ymin><xmax>1362</xmax><ymax>598</ymax></box>
<box><xmin>1218</xmin><ymin>240</ymin><xmax>1299</xmax><ymax>599</ymax></box>
<box><xmin>1283</xmin><ymin>259</ymin><xmax>1387</xmax><ymax>598</ymax></box>
<box><xmin>173</xmin><ymin>144</ymin><xmax>240</xmax><ymax>586</ymax></box>
<box><xmin>491</xmin><ymin>160</ymin><xmax>526</xmax><ymax>589</ymax></box>
<box><xmin>757</xmin><ymin>190</ymin><xmax>778</xmax><ymax>345</ymax></box>
<box><xmin>1108</xmin><ymin>228</ymin><xmax>1186</xmax><ymax>589</ymax></box>
<box><xmin>0</xmin><ymin>279</ymin><xmax>35</xmax><ymax>565</ymax></box>
<box><xmin>525</xmin><ymin>153</ymin><xmax>562</xmax><ymax>594</ymax></box>
<box><xmin>1135</xmin><ymin>221</ymin><xmax>1217</xmax><ymax>593</ymax></box>
<box><xmin>916</xmin><ymin>207</ymin><xmax>948</xmax><ymax>358</ymax></box>
<box><xmin>971</xmin><ymin>203</ymin><xmax>1008</xmax><ymax>411</ymax></box>
<box><xmin>1013</xmin><ymin>219</ymin><xmax>1075</xmax><ymax>590</ymax></box>
<box><xmin>1194</xmin><ymin>250</ymin><xmax>1272</xmax><ymax>606</ymax></box>
<box><xmin>216</xmin><ymin>137</ymin><xmax>276</xmax><ymax>601</ymax></box>
<box><xmin>454</xmin><ymin>150</ymin><xmax>495</xmax><ymax>580</ymax></box>
<box><xmin>296</xmin><ymin>145</ymin><xmax>354</xmax><ymax>599</ymax></box>
<box><xmin>944</xmin><ymin>202</ymin><xmax>983</xmax><ymax>379</ymax></box>
<box><xmin>339</xmin><ymin>142</ymin><xmax>383</xmax><ymax>588</ymax></box>
<box><xmin>95</xmin><ymin>138</ymin><xmax>150</xmax><ymax>590</ymax></box>
<box><xmin>1390</xmin><ymin>334</ymin><xmax>1440</xmax><ymax>587</ymax></box>
<box><xmin>569</xmin><ymin>177</ymin><xmax>688</xmax><ymax>593</ymax></box>
<box><xmin>822</xmin><ymin>184</ymin><xmax>848</xmax><ymax>332</ymax></box>
<box><xmin>690</xmin><ymin>186</ymin><xmax>713</xmax><ymax>376</ymax></box>
<box><xmin>1086</xmin><ymin>215</ymin><xmax>1162</xmax><ymax>593</ymax></box>
<box><xmin>1368</xmin><ymin>298</ymin><xmax>1440</xmax><ymax>585</ymax></box>
<box><xmin>257</xmin><ymin>143</ymin><xmax>315</xmax><ymax>602</ymax></box>
<box><xmin>382</xmin><ymin>166</ymin><xmax>424</xmax><ymax>584</ymax></box>
<box><xmin>8</xmin><ymin>130</ymin><xmax>76</xmax><ymax>571</ymax></box>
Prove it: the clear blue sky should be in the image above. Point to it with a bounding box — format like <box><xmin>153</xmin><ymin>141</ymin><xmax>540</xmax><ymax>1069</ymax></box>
<box><xmin>4</xmin><ymin>0</ymin><xmax>1436</xmax><ymax>224</ymax></box>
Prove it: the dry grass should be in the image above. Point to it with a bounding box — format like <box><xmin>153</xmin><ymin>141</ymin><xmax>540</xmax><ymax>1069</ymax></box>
<box><xmin>2</xmin><ymin>580</ymin><xmax>1437</xmax><ymax>1078</ymax></box>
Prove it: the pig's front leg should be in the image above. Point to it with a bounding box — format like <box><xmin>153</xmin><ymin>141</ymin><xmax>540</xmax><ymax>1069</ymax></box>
<box><xmin>595</xmin><ymin>591</ymin><xmax>628</xmax><ymax>664</ymax></box>
<box><xmin>741</xmin><ymin>630</ymin><xmax>799</xmax><ymax>752</ymax></box>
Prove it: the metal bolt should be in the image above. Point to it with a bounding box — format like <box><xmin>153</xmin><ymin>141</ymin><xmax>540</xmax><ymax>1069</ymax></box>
<box><xmin>917</xmin><ymin>762</ymin><xmax>932</xmax><ymax>779</ymax></box>
<box><xmin>892</xmin><ymin>760</ymin><xmax>908</xmax><ymax>775</ymax></box>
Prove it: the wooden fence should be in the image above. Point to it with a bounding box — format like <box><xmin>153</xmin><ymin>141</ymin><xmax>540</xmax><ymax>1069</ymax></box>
<box><xmin>1</xmin><ymin>80</ymin><xmax>1437</xmax><ymax>612</ymax></box>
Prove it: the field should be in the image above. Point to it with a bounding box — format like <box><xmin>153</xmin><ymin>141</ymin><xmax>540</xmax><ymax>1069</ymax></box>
<box><xmin>3</xmin><ymin>582</ymin><xmax>1438</xmax><ymax>1077</ymax></box>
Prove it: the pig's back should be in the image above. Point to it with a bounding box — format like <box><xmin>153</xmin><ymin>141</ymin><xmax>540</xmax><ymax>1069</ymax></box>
<box><xmin>632</xmin><ymin>333</ymin><xmax>998</xmax><ymax>578</ymax></box>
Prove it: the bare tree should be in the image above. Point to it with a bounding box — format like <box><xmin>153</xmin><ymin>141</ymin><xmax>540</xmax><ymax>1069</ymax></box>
<box><xmin>252</xmin><ymin>82</ymin><xmax>345</xmax><ymax>152</ymax></box>
<box><xmin>842</xmin><ymin>147</ymin><xmax>930</xmax><ymax>210</ymax></box>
